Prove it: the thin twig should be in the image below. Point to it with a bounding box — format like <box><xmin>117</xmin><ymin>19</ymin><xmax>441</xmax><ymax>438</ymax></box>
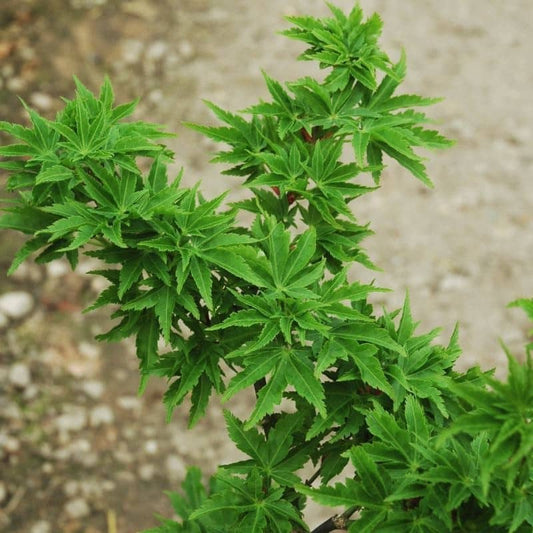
<box><xmin>305</xmin><ymin>466</ymin><xmax>322</xmax><ymax>486</ymax></box>
<box><xmin>310</xmin><ymin>506</ymin><xmax>359</xmax><ymax>533</ymax></box>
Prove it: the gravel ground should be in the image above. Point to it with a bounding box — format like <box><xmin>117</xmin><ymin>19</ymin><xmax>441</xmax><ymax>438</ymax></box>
<box><xmin>1</xmin><ymin>1</ymin><xmax>532</xmax><ymax>531</ymax></box>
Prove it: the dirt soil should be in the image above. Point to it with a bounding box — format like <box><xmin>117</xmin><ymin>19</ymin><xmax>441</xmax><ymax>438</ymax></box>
<box><xmin>0</xmin><ymin>0</ymin><xmax>532</xmax><ymax>532</ymax></box>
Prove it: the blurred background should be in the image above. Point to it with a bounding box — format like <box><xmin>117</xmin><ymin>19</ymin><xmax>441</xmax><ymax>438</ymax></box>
<box><xmin>1</xmin><ymin>1</ymin><xmax>532</xmax><ymax>531</ymax></box>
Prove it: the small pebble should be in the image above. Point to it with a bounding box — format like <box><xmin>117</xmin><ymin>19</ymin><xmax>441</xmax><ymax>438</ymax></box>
<box><xmin>23</xmin><ymin>384</ymin><xmax>39</xmax><ymax>400</ymax></box>
<box><xmin>3</xmin><ymin>401</ymin><xmax>22</xmax><ymax>421</ymax></box>
<box><xmin>78</xmin><ymin>342</ymin><xmax>100</xmax><ymax>359</ymax></box>
<box><xmin>64</xmin><ymin>497</ymin><xmax>90</xmax><ymax>519</ymax></box>
<box><xmin>117</xmin><ymin>395</ymin><xmax>141</xmax><ymax>411</ymax></box>
<box><xmin>0</xmin><ymin>291</ymin><xmax>34</xmax><ymax>319</ymax></box>
<box><xmin>146</xmin><ymin>40</ymin><xmax>168</xmax><ymax>61</ymax></box>
<box><xmin>30</xmin><ymin>92</ymin><xmax>54</xmax><ymax>111</ymax></box>
<box><xmin>89</xmin><ymin>405</ymin><xmax>114</xmax><ymax>426</ymax></box>
<box><xmin>139</xmin><ymin>463</ymin><xmax>155</xmax><ymax>481</ymax></box>
<box><xmin>439</xmin><ymin>273</ymin><xmax>469</xmax><ymax>291</ymax></box>
<box><xmin>114</xmin><ymin>445</ymin><xmax>134</xmax><ymax>464</ymax></box>
<box><xmin>102</xmin><ymin>480</ymin><xmax>115</xmax><ymax>491</ymax></box>
<box><xmin>178</xmin><ymin>40</ymin><xmax>194</xmax><ymax>59</ymax></box>
<box><xmin>144</xmin><ymin>440</ymin><xmax>158</xmax><ymax>455</ymax></box>
<box><xmin>30</xmin><ymin>521</ymin><xmax>52</xmax><ymax>533</ymax></box>
<box><xmin>10</xmin><ymin>262</ymin><xmax>43</xmax><ymax>283</ymax></box>
<box><xmin>81</xmin><ymin>380</ymin><xmax>104</xmax><ymax>399</ymax></box>
<box><xmin>0</xmin><ymin>433</ymin><xmax>20</xmax><ymax>454</ymax></box>
<box><xmin>6</xmin><ymin>77</ymin><xmax>27</xmax><ymax>92</ymax></box>
<box><xmin>116</xmin><ymin>470</ymin><xmax>135</xmax><ymax>483</ymax></box>
<box><xmin>46</xmin><ymin>260</ymin><xmax>70</xmax><ymax>278</ymax></box>
<box><xmin>165</xmin><ymin>454</ymin><xmax>186</xmax><ymax>481</ymax></box>
<box><xmin>8</xmin><ymin>362</ymin><xmax>31</xmax><ymax>388</ymax></box>
<box><xmin>55</xmin><ymin>407</ymin><xmax>87</xmax><ymax>433</ymax></box>
<box><xmin>64</xmin><ymin>480</ymin><xmax>79</xmax><ymax>497</ymax></box>
<box><xmin>122</xmin><ymin>39</ymin><xmax>144</xmax><ymax>64</ymax></box>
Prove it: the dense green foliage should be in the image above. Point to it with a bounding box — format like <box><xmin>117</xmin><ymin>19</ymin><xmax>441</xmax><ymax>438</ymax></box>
<box><xmin>1</xmin><ymin>4</ymin><xmax>532</xmax><ymax>532</ymax></box>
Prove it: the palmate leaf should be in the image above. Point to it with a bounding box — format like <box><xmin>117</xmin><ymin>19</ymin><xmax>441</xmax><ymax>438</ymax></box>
<box><xmin>236</xmin><ymin>347</ymin><xmax>326</xmax><ymax>429</ymax></box>
<box><xmin>224</xmin><ymin>412</ymin><xmax>307</xmax><ymax>487</ymax></box>
<box><xmin>190</xmin><ymin>256</ymin><xmax>214</xmax><ymax>310</ymax></box>
<box><xmin>286</xmin><ymin>349</ymin><xmax>326</xmax><ymax>417</ymax></box>
<box><xmin>246</xmin><ymin>358</ymin><xmax>288</xmax><ymax>429</ymax></box>
<box><xmin>298</xmin><ymin>448</ymin><xmax>392</xmax><ymax>510</ymax></box>
<box><xmin>190</xmin><ymin>470</ymin><xmax>306</xmax><ymax>533</ymax></box>
<box><xmin>154</xmin><ymin>286</ymin><xmax>177</xmax><ymax>342</ymax></box>
<box><xmin>135</xmin><ymin>311</ymin><xmax>160</xmax><ymax>392</ymax></box>
<box><xmin>0</xmin><ymin>204</ymin><xmax>56</xmax><ymax>235</ymax></box>
<box><xmin>222</xmin><ymin>351</ymin><xmax>278</xmax><ymax>402</ymax></box>
<box><xmin>306</xmin><ymin>381</ymin><xmax>359</xmax><ymax>441</ymax></box>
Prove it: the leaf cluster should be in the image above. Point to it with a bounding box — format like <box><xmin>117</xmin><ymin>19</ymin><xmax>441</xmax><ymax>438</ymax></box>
<box><xmin>1</xmin><ymin>3</ymin><xmax>531</xmax><ymax>533</ymax></box>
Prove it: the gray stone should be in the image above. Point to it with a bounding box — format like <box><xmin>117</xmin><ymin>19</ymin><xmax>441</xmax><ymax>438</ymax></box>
<box><xmin>122</xmin><ymin>39</ymin><xmax>144</xmax><ymax>64</ymax></box>
<box><xmin>117</xmin><ymin>395</ymin><xmax>141</xmax><ymax>411</ymax></box>
<box><xmin>55</xmin><ymin>406</ymin><xmax>87</xmax><ymax>433</ymax></box>
<box><xmin>2</xmin><ymin>400</ymin><xmax>22</xmax><ymax>421</ymax></box>
<box><xmin>0</xmin><ymin>433</ymin><xmax>20</xmax><ymax>454</ymax></box>
<box><xmin>45</xmin><ymin>260</ymin><xmax>69</xmax><ymax>278</ymax></box>
<box><xmin>81</xmin><ymin>380</ymin><xmax>104</xmax><ymax>399</ymax></box>
<box><xmin>178</xmin><ymin>40</ymin><xmax>194</xmax><ymax>60</ymax></box>
<box><xmin>165</xmin><ymin>454</ymin><xmax>186</xmax><ymax>481</ymax></box>
<box><xmin>64</xmin><ymin>497</ymin><xmax>90</xmax><ymax>519</ymax></box>
<box><xmin>78</xmin><ymin>341</ymin><xmax>100</xmax><ymax>359</ymax></box>
<box><xmin>6</xmin><ymin>77</ymin><xmax>26</xmax><ymax>92</ymax></box>
<box><xmin>8</xmin><ymin>363</ymin><xmax>31</xmax><ymax>388</ymax></box>
<box><xmin>30</xmin><ymin>92</ymin><xmax>54</xmax><ymax>111</ymax></box>
<box><xmin>146</xmin><ymin>41</ymin><xmax>168</xmax><ymax>61</ymax></box>
<box><xmin>139</xmin><ymin>463</ymin><xmax>155</xmax><ymax>481</ymax></box>
<box><xmin>64</xmin><ymin>480</ymin><xmax>79</xmax><ymax>497</ymax></box>
<box><xmin>0</xmin><ymin>291</ymin><xmax>34</xmax><ymax>319</ymax></box>
<box><xmin>30</xmin><ymin>520</ymin><xmax>52</xmax><ymax>533</ymax></box>
<box><xmin>23</xmin><ymin>384</ymin><xmax>39</xmax><ymax>400</ymax></box>
<box><xmin>89</xmin><ymin>405</ymin><xmax>114</xmax><ymax>426</ymax></box>
<box><xmin>144</xmin><ymin>439</ymin><xmax>158</xmax><ymax>455</ymax></box>
<box><xmin>102</xmin><ymin>480</ymin><xmax>115</xmax><ymax>491</ymax></box>
<box><xmin>9</xmin><ymin>262</ymin><xmax>41</xmax><ymax>282</ymax></box>
<box><xmin>30</xmin><ymin>521</ymin><xmax>52</xmax><ymax>533</ymax></box>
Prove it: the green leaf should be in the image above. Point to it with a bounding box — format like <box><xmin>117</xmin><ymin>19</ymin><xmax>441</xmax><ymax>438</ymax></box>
<box><xmin>246</xmin><ymin>359</ymin><xmax>288</xmax><ymax>429</ymax></box>
<box><xmin>208</xmin><ymin>310</ymin><xmax>267</xmax><ymax>331</ymax></box>
<box><xmin>190</xmin><ymin>256</ymin><xmax>213</xmax><ymax>310</ymax></box>
<box><xmin>287</xmin><ymin>350</ymin><xmax>326</xmax><ymax>417</ymax></box>
<box><xmin>199</xmin><ymin>248</ymin><xmax>266</xmax><ymax>287</ymax></box>
<box><xmin>366</xmin><ymin>404</ymin><xmax>410</xmax><ymax>462</ymax></box>
<box><xmin>35</xmin><ymin>165</ymin><xmax>74</xmax><ymax>184</ymax></box>
<box><xmin>224</xmin><ymin>411</ymin><xmax>264</xmax><ymax>462</ymax></box>
<box><xmin>155</xmin><ymin>286</ymin><xmax>177</xmax><ymax>342</ymax></box>
<box><xmin>335</xmin><ymin>323</ymin><xmax>407</xmax><ymax>357</ymax></box>
<box><xmin>350</xmin><ymin>343</ymin><xmax>394</xmax><ymax>399</ymax></box>
<box><xmin>136</xmin><ymin>312</ymin><xmax>160</xmax><ymax>391</ymax></box>
<box><xmin>282</xmin><ymin>228</ymin><xmax>317</xmax><ymax>283</ymax></box>
<box><xmin>118</xmin><ymin>257</ymin><xmax>144</xmax><ymax>299</ymax></box>
<box><xmin>352</xmin><ymin>130</ymin><xmax>370</xmax><ymax>167</ymax></box>
<box><xmin>0</xmin><ymin>206</ymin><xmax>56</xmax><ymax>234</ymax></box>
<box><xmin>222</xmin><ymin>352</ymin><xmax>278</xmax><ymax>402</ymax></box>
<box><xmin>296</xmin><ymin>480</ymin><xmax>358</xmax><ymax>508</ymax></box>
<box><xmin>404</xmin><ymin>395</ymin><xmax>429</xmax><ymax>443</ymax></box>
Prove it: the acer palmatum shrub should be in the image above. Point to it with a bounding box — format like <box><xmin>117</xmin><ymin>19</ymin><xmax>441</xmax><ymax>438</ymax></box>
<box><xmin>1</xmin><ymin>3</ymin><xmax>532</xmax><ymax>532</ymax></box>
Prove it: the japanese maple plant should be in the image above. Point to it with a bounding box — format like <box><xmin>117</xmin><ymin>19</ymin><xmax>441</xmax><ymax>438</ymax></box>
<box><xmin>1</xmin><ymin>3</ymin><xmax>532</xmax><ymax>532</ymax></box>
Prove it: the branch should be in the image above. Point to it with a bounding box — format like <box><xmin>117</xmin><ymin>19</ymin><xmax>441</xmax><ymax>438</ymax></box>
<box><xmin>310</xmin><ymin>506</ymin><xmax>359</xmax><ymax>533</ymax></box>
